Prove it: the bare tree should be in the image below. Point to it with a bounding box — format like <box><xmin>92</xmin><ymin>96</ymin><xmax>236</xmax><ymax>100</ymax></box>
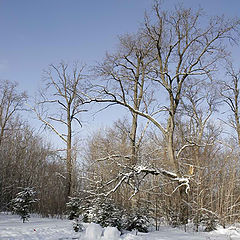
<box><xmin>33</xmin><ymin>62</ymin><xmax>86</xmax><ymax>197</ymax></box>
<box><xmin>174</xmin><ymin>78</ymin><xmax>222</xmax><ymax>227</ymax></box>
<box><xmin>143</xmin><ymin>3</ymin><xmax>239</xmax><ymax>175</ymax></box>
<box><xmin>80</xmin><ymin>2</ymin><xmax>239</xmax><ymax>223</ymax></box>
<box><xmin>94</xmin><ymin>32</ymin><xmax>154</xmax><ymax>165</ymax></box>
<box><xmin>84</xmin><ymin>3</ymin><xmax>239</xmax><ymax>183</ymax></box>
<box><xmin>0</xmin><ymin>80</ymin><xmax>27</xmax><ymax>145</ymax></box>
<box><xmin>221</xmin><ymin>63</ymin><xmax>240</xmax><ymax>146</ymax></box>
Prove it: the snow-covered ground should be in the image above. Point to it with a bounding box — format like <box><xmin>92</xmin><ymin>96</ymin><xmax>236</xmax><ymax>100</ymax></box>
<box><xmin>1</xmin><ymin>213</ymin><xmax>240</xmax><ymax>240</ymax></box>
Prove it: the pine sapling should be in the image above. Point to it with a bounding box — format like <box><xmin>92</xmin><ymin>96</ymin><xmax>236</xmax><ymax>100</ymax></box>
<box><xmin>11</xmin><ymin>187</ymin><xmax>37</xmax><ymax>223</ymax></box>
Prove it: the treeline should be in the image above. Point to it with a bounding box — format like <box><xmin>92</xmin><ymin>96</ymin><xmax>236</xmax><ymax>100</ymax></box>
<box><xmin>0</xmin><ymin>81</ymin><xmax>67</xmax><ymax>215</ymax></box>
<box><xmin>1</xmin><ymin>1</ymin><xmax>240</xmax><ymax>231</ymax></box>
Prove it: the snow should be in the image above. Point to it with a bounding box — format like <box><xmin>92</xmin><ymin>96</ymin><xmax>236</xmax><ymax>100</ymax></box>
<box><xmin>0</xmin><ymin>213</ymin><xmax>77</xmax><ymax>240</ymax></box>
<box><xmin>85</xmin><ymin>223</ymin><xmax>103</xmax><ymax>240</ymax></box>
<box><xmin>1</xmin><ymin>213</ymin><xmax>240</xmax><ymax>240</ymax></box>
<box><xmin>102</xmin><ymin>226</ymin><xmax>121</xmax><ymax>240</ymax></box>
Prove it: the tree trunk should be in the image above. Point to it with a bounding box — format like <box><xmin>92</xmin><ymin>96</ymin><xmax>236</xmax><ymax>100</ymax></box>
<box><xmin>179</xmin><ymin>186</ymin><xmax>189</xmax><ymax>225</ymax></box>
<box><xmin>166</xmin><ymin>116</ymin><xmax>180</xmax><ymax>174</ymax></box>
<box><xmin>66</xmin><ymin>107</ymin><xmax>72</xmax><ymax>198</ymax></box>
<box><xmin>130</xmin><ymin>112</ymin><xmax>138</xmax><ymax>165</ymax></box>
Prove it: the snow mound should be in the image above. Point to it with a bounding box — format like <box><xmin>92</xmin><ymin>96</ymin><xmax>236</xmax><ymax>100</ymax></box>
<box><xmin>84</xmin><ymin>223</ymin><xmax>121</xmax><ymax>240</ymax></box>
<box><xmin>102</xmin><ymin>226</ymin><xmax>121</xmax><ymax>240</ymax></box>
<box><xmin>212</xmin><ymin>226</ymin><xmax>240</xmax><ymax>239</ymax></box>
<box><xmin>85</xmin><ymin>223</ymin><xmax>103</xmax><ymax>240</ymax></box>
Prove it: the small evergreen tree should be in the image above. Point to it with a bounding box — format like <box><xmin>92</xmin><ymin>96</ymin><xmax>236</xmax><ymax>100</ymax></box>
<box><xmin>92</xmin><ymin>198</ymin><xmax>124</xmax><ymax>229</ymax></box>
<box><xmin>66</xmin><ymin>196</ymin><xmax>84</xmax><ymax>232</ymax></box>
<box><xmin>80</xmin><ymin>197</ymin><xmax>151</xmax><ymax>232</ymax></box>
<box><xmin>123</xmin><ymin>207</ymin><xmax>150</xmax><ymax>233</ymax></box>
<box><xmin>66</xmin><ymin>196</ymin><xmax>82</xmax><ymax>220</ymax></box>
<box><xmin>202</xmin><ymin>213</ymin><xmax>218</xmax><ymax>232</ymax></box>
<box><xmin>11</xmin><ymin>187</ymin><xmax>37</xmax><ymax>223</ymax></box>
<box><xmin>81</xmin><ymin>197</ymin><xmax>124</xmax><ymax>230</ymax></box>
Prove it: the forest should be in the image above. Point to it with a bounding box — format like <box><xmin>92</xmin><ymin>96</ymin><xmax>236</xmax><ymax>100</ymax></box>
<box><xmin>1</xmin><ymin>0</ymin><xmax>240</xmax><ymax>233</ymax></box>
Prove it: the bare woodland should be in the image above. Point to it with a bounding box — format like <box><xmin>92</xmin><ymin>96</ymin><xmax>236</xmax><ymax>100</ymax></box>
<box><xmin>1</xmin><ymin>1</ymin><xmax>240</xmax><ymax>230</ymax></box>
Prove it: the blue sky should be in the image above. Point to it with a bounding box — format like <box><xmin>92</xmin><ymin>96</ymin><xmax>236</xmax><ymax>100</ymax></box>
<box><xmin>0</xmin><ymin>0</ymin><xmax>240</xmax><ymax>145</ymax></box>
<box><xmin>0</xmin><ymin>0</ymin><xmax>152</xmax><ymax>93</ymax></box>
<box><xmin>0</xmin><ymin>0</ymin><xmax>240</xmax><ymax>94</ymax></box>
<box><xmin>1</xmin><ymin>0</ymin><xmax>240</xmax><ymax>93</ymax></box>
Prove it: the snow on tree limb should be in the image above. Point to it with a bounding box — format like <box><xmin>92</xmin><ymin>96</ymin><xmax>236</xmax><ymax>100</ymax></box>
<box><xmin>83</xmin><ymin>161</ymin><xmax>191</xmax><ymax>198</ymax></box>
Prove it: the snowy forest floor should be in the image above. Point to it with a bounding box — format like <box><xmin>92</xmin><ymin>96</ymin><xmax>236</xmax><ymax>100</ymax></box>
<box><xmin>1</xmin><ymin>213</ymin><xmax>240</xmax><ymax>240</ymax></box>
